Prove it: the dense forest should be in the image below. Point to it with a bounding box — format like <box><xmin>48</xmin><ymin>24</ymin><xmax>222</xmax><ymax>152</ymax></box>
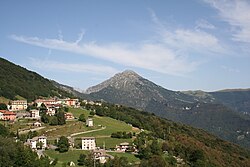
<box><xmin>0</xmin><ymin>58</ymin><xmax>73</xmax><ymax>101</ymax></box>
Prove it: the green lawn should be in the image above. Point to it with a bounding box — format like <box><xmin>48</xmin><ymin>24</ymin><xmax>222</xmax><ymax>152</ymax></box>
<box><xmin>96</xmin><ymin>137</ymin><xmax>133</xmax><ymax>149</ymax></box>
<box><xmin>45</xmin><ymin>149</ymin><xmax>140</xmax><ymax>166</ymax></box>
<box><xmin>45</xmin><ymin>149</ymin><xmax>89</xmax><ymax>167</ymax></box>
<box><xmin>69</xmin><ymin>108</ymin><xmax>90</xmax><ymax>118</ymax></box>
<box><xmin>75</xmin><ymin>115</ymin><xmax>133</xmax><ymax>137</ymax></box>
<box><xmin>40</xmin><ymin>120</ymin><xmax>100</xmax><ymax>140</ymax></box>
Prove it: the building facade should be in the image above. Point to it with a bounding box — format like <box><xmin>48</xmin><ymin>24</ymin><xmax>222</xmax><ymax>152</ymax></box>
<box><xmin>82</xmin><ymin>137</ymin><xmax>96</xmax><ymax>150</ymax></box>
<box><xmin>10</xmin><ymin>100</ymin><xmax>27</xmax><ymax>111</ymax></box>
<box><xmin>0</xmin><ymin>110</ymin><xmax>16</xmax><ymax>121</ymax></box>
<box><xmin>86</xmin><ymin>118</ymin><xmax>93</xmax><ymax>127</ymax></box>
<box><xmin>30</xmin><ymin>109</ymin><xmax>40</xmax><ymax>119</ymax></box>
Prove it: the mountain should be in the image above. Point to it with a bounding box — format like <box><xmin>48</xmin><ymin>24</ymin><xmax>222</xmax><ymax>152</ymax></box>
<box><xmin>85</xmin><ymin>70</ymin><xmax>250</xmax><ymax>148</ymax></box>
<box><xmin>210</xmin><ymin>89</ymin><xmax>250</xmax><ymax>114</ymax></box>
<box><xmin>0</xmin><ymin>57</ymin><xmax>73</xmax><ymax>101</ymax></box>
<box><xmin>86</xmin><ymin>70</ymin><xmax>199</xmax><ymax>110</ymax></box>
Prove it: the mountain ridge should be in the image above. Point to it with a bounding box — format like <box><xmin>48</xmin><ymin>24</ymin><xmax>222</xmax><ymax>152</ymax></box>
<box><xmin>84</xmin><ymin>70</ymin><xmax>250</xmax><ymax>148</ymax></box>
<box><xmin>0</xmin><ymin>57</ymin><xmax>73</xmax><ymax>101</ymax></box>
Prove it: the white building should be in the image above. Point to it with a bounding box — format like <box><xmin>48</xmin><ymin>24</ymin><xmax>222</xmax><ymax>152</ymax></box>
<box><xmin>30</xmin><ymin>109</ymin><xmax>40</xmax><ymax>119</ymax></box>
<box><xmin>86</xmin><ymin>118</ymin><xmax>93</xmax><ymax>127</ymax></box>
<box><xmin>115</xmin><ymin>142</ymin><xmax>130</xmax><ymax>152</ymax></box>
<box><xmin>9</xmin><ymin>100</ymin><xmax>27</xmax><ymax>111</ymax></box>
<box><xmin>27</xmin><ymin>135</ymin><xmax>47</xmax><ymax>149</ymax></box>
<box><xmin>82</xmin><ymin>137</ymin><xmax>96</xmax><ymax>150</ymax></box>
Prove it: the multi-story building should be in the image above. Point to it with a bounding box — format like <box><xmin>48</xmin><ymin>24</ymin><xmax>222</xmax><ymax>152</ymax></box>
<box><xmin>27</xmin><ymin>135</ymin><xmax>47</xmax><ymax>149</ymax></box>
<box><xmin>35</xmin><ymin>99</ymin><xmax>57</xmax><ymax>107</ymax></box>
<box><xmin>10</xmin><ymin>100</ymin><xmax>27</xmax><ymax>111</ymax></box>
<box><xmin>82</xmin><ymin>137</ymin><xmax>96</xmax><ymax>150</ymax></box>
<box><xmin>0</xmin><ymin>110</ymin><xmax>16</xmax><ymax>121</ymax></box>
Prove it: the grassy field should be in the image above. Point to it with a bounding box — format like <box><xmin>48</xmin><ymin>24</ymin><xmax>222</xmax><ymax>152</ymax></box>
<box><xmin>75</xmin><ymin>115</ymin><xmax>134</xmax><ymax>137</ymax></box>
<box><xmin>69</xmin><ymin>108</ymin><xmax>90</xmax><ymax>118</ymax></box>
<box><xmin>45</xmin><ymin>149</ymin><xmax>89</xmax><ymax>167</ymax></box>
<box><xmin>45</xmin><ymin>149</ymin><xmax>140</xmax><ymax>167</ymax></box>
<box><xmin>96</xmin><ymin>137</ymin><xmax>133</xmax><ymax>149</ymax></box>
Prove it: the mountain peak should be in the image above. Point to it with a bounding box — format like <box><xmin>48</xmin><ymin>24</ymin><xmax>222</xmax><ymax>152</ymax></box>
<box><xmin>121</xmin><ymin>70</ymin><xmax>139</xmax><ymax>76</ymax></box>
<box><xmin>114</xmin><ymin>70</ymin><xmax>141</xmax><ymax>79</ymax></box>
<box><xmin>85</xmin><ymin>70</ymin><xmax>142</xmax><ymax>94</ymax></box>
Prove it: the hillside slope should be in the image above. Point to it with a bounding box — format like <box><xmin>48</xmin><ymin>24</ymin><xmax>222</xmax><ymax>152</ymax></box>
<box><xmin>85</xmin><ymin>70</ymin><xmax>250</xmax><ymax>148</ymax></box>
<box><xmin>0</xmin><ymin>57</ymin><xmax>73</xmax><ymax>101</ymax></box>
<box><xmin>89</xmin><ymin>103</ymin><xmax>250</xmax><ymax>167</ymax></box>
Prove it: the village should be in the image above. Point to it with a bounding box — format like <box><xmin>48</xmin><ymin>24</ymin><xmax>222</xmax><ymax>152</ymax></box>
<box><xmin>0</xmin><ymin>98</ymin><xmax>141</xmax><ymax>166</ymax></box>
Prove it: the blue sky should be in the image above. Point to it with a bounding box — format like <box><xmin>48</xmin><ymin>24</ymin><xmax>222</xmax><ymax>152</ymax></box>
<box><xmin>1</xmin><ymin>0</ymin><xmax>250</xmax><ymax>91</ymax></box>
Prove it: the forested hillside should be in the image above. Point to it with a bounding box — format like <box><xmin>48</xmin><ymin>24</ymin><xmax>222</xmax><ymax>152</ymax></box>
<box><xmin>85</xmin><ymin>102</ymin><xmax>250</xmax><ymax>167</ymax></box>
<box><xmin>0</xmin><ymin>57</ymin><xmax>73</xmax><ymax>101</ymax></box>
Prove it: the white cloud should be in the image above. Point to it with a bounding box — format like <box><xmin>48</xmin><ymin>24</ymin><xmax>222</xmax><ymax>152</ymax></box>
<box><xmin>149</xmin><ymin>10</ymin><xmax>225</xmax><ymax>55</ymax></box>
<box><xmin>29</xmin><ymin>58</ymin><xmax>118</xmax><ymax>75</ymax></box>
<box><xmin>221</xmin><ymin>65</ymin><xmax>240</xmax><ymax>73</ymax></box>
<box><xmin>58</xmin><ymin>30</ymin><xmax>63</xmax><ymax>41</ymax></box>
<box><xmin>204</xmin><ymin>0</ymin><xmax>250</xmax><ymax>43</ymax></box>
<box><xmin>195</xmin><ymin>19</ymin><xmax>216</xmax><ymax>29</ymax></box>
<box><xmin>10</xmin><ymin>11</ymin><xmax>227</xmax><ymax>76</ymax></box>
<box><xmin>75</xmin><ymin>29</ymin><xmax>85</xmax><ymax>45</ymax></box>
<box><xmin>10</xmin><ymin>34</ymin><xmax>198</xmax><ymax>76</ymax></box>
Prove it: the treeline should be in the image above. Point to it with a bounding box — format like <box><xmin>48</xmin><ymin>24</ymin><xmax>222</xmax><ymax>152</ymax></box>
<box><xmin>0</xmin><ymin>57</ymin><xmax>73</xmax><ymax>101</ymax></box>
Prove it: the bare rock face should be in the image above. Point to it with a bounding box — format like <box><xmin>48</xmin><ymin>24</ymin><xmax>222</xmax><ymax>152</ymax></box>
<box><xmin>86</xmin><ymin>70</ymin><xmax>143</xmax><ymax>94</ymax></box>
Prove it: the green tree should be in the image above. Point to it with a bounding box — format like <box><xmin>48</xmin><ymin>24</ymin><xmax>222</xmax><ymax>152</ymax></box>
<box><xmin>57</xmin><ymin>136</ymin><xmax>70</xmax><ymax>153</ymax></box>
<box><xmin>49</xmin><ymin>116</ymin><xmax>58</xmax><ymax>125</ymax></box>
<box><xmin>77</xmin><ymin>153</ymin><xmax>86</xmax><ymax>166</ymax></box>
<box><xmin>57</xmin><ymin>111</ymin><xmax>66</xmax><ymax>125</ymax></box>
<box><xmin>140</xmin><ymin>155</ymin><xmax>167</xmax><ymax>167</ymax></box>
<box><xmin>0</xmin><ymin>124</ymin><xmax>9</xmax><ymax>137</ymax></box>
<box><xmin>150</xmin><ymin>140</ymin><xmax>162</xmax><ymax>155</ymax></box>
<box><xmin>78</xmin><ymin>114</ymin><xmax>86</xmax><ymax>122</ymax></box>
<box><xmin>90</xmin><ymin>111</ymin><xmax>95</xmax><ymax>116</ymax></box>
<box><xmin>41</xmin><ymin>113</ymin><xmax>50</xmax><ymax>123</ymax></box>
<box><xmin>0</xmin><ymin>103</ymin><xmax>7</xmax><ymax>110</ymax></box>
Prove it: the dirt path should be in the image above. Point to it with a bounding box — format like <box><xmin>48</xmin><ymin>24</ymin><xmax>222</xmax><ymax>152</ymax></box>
<box><xmin>69</xmin><ymin>126</ymin><xmax>106</xmax><ymax>137</ymax></box>
<box><xmin>19</xmin><ymin>127</ymin><xmax>45</xmax><ymax>134</ymax></box>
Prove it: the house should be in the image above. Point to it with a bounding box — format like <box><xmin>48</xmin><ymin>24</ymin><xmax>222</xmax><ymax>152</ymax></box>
<box><xmin>0</xmin><ymin>111</ymin><xmax>3</xmax><ymax>120</ymax></box>
<box><xmin>65</xmin><ymin>99</ymin><xmax>77</xmax><ymax>106</ymax></box>
<box><xmin>82</xmin><ymin>137</ymin><xmax>96</xmax><ymax>150</ymax></box>
<box><xmin>27</xmin><ymin>135</ymin><xmax>47</xmax><ymax>149</ymax></box>
<box><xmin>92</xmin><ymin>149</ymin><xmax>108</xmax><ymax>164</ymax></box>
<box><xmin>0</xmin><ymin>110</ymin><xmax>16</xmax><ymax>121</ymax></box>
<box><xmin>86</xmin><ymin>118</ymin><xmax>93</xmax><ymax>127</ymax></box>
<box><xmin>46</xmin><ymin>104</ymin><xmax>59</xmax><ymax>116</ymax></box>
<box><xmin>115</xmin><ymin>142</ymin><xmax>130</xmax><ymax>152</ymax></box>
<box><xmin>35</xmin><ymin>98</ymin><xmax>57</xmax><ymax>107</ymax></box>
<box><xmin>9</xmin><ymin>100</ymin><xmax>27</xmax><ymax>111</ymax></box>
<box><xmin>33</xmin><ymin>121</ymin><xmax>42</xmax><ymax>127</ymax></box>
<box><xmin>65</xmin><ymin>112</ymin><xmax>74</xmax><ymax>120</ymax></box>
<box><xmin>30</xmin><ymin>109</ymin><xmax>40</xmax><ymax>119</ymax></box>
